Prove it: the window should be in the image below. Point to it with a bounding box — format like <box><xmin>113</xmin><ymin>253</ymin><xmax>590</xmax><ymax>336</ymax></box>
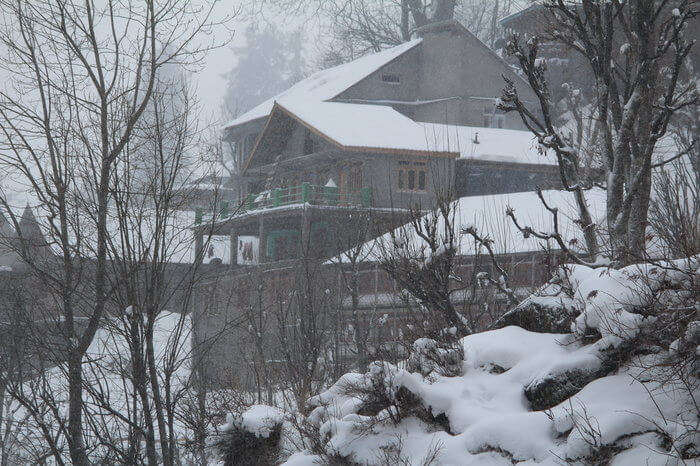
<box><xmin>381</xmin><ymin>73</ymin><xmax>401</xmax><ymax>84</ymax></box>
<box><xmin>483</xmin><ymin>104</ymin><xmax>506</xmax><ymax>128</ymax></box>
<box><xmin>338</xmin><ymin>164</ymin><xmax>363</xmax><ymax>203</ymax></box>
<box><xmin>397</xmin><ymin>160</ymin><xmax>427</xmax><ymax>191</ymax></box>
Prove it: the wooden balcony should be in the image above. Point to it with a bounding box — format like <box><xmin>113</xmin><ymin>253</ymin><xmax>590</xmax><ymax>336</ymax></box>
<box><xmin>193</xmin><ymin>184</ymin><xmax>374</xmax><ymax>233</ymax></box>
<box><xmin>241</xmin><ymin>183</ymin><xmax>372</xmax><ymax>212</ymax></box>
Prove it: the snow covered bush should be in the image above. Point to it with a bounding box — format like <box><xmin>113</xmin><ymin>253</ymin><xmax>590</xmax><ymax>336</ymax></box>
<box><xmin>214</xmin><ymin>405</ymin><xmax>285</xmax><ymax>466</ymax></box>
<box><xmin>406</xmin><ymin>336</ymin><xmax>463</xmax><ymax>377</ymax></box>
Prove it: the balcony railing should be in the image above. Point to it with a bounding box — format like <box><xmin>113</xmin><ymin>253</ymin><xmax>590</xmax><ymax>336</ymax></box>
<box><xmin>194</xmin><ymin>184</ymin><xmax>374</xmax><ymax>224</ymax></box>
<box><xmin>243</xmin><ymin>183</ymin><xmax>372</xmax><ymax>211</ymax></box>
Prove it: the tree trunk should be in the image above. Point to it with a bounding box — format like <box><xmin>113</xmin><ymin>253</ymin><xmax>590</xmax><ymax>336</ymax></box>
<box><xmin>400</xmin><ymin>0</ymin><xmax>411</xmax><ymax>41</ymax></box>
<box><xmin>146</xmin><ymin>317</ymin><xmax>172</xmax><ymax>465</ymax></box>
<box><xmin>627</xmin><ymin>160</ymin><xmax>653</xmax><ymax>262</ymax></box>
<box><xmin>132</xmin><ymin>317</ymin><xmax>160</xmax><ymax>466</ymax></box>
<box><xmin>487</xmin><ymin>0</ymin><xmax>500</xmax><ymax>47</ymax></box>
<box><xmin>573</xmin><ymin>188</ymin><xmax>599</xmax><ymax>258</ymax></box>
<box><xmin>67</xmin><ymin>355</ymin><xmax>88</xmax><ymax>465</ymax></box>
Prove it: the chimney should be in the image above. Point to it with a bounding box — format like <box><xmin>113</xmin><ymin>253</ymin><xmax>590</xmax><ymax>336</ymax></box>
<box><xmin>414</xmin><ymin>19</ymin><xmax>471</xmax><ymax>126</ymax></box>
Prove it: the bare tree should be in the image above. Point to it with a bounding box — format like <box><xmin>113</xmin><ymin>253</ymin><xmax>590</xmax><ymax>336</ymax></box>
<box><xmin>87</xmin><ymin>64</ymin><xmax>226</xmax><ymax>464</ymax></box>
<box><xmin>228</xmin><ymin>253</ymin><xmax>345</xmax><ymax>411</ymax></box>
<box><xmin>457</xmin><ymin>0</ymin><xmax>525</xmax><ymax>49</ymax></box>
<box><xmin>377</xmin><ymin>194</ymin><xmax>471</xmax><ymax>336</ymax></box>
<box><xmin>329</xmin><ymin>210</ymin><xmax>379</xmax><ymax>373</ymax></box>
<box><xmin>648</xmin><ymin>103</ymin><xmax>699</xmax><ymax>257</ymax></box>
<box><xmin>498</xmin><ymin>0</ymin><xmax>698</xmax><ymax>264</ymax></box>
<box><xmin>244</xmin><ymin>0</ymin><xmax>465</xmax><ymax>66</ymax></box>
<box><xmin>0</xmin><ymin>1</ymin><xmax>230</xmax><ymax>463</ymax></box>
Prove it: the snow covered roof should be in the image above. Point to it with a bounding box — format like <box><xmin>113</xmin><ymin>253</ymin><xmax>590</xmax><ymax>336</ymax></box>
<box><xmin>499</xmin><ymin>2</ymin><xmax>546</xmax><ymax>26</ymax></box>
<box><xmin>277</xmin><ymin>101</ymin><xmax>461</xmax><ymax>156</ymax></box>
<box><xmin>420</xmin><ymin>123</ymin><xmax>556</xmax><ymax>165</ymax></box>
<box><xmin>329</xmin><ymin>188</ymin><xmax>607</xmax><ymax>263</ymax></box>
<box><xmin>224</xmin><ymin>39</ymin><xmax>423</xmax><ymax>129</ymax></box>
<box><xmin>245</xmin><ymin>101</ymin><xmax>554</xmax><ymax>171</ymax></box>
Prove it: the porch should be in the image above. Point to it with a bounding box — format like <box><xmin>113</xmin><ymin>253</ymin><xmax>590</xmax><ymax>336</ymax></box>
<box><xmin>192</xmin><ymin>192</ymin><xmax>407</xmax><ymax>267</ymax></box>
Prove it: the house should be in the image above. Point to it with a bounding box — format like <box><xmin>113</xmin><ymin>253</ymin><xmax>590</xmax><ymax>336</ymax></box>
<box><xmin>188</xmin><ymin>20</ymin><xmax>573</xmax><ymax>387</ymax></box>
<box><xmin>192</xmin><ymin>188</ymin><xmax>607</xmax><ymax>388</ymax></box>
<box><xmin>198</xmin><ymin>19</ymin><xmax>559</xmax><ymax>266</ymax></box>
<box><xmin>499</xmin><ymin>3</ymin><xmax>700</xmax><ymax>106</ymax></box>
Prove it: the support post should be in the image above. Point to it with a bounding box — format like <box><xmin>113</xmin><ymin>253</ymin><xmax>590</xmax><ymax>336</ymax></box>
<box><xmin>300</xmin><ymin>208</ymin><xmax>311</xmax><ymax>259</ymax></box>
<box><xmin>229</xmin><ymin>229</ymin><xmax>238</xmax><ymax>266</ymax></box>
<box><xmin>258</xmin><ymin>216</ymin><xmax>266</xmax><ymax>263</ymax></box>
<box><xmin>195</xmin><ymin>231</ymin><xmax>204</xmax><ymax>265</ymax></box>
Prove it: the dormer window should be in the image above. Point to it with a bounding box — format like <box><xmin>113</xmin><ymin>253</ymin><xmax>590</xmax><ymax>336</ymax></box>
<box><xmin>381</xmin><ymin>73</ymin><xmax>401</xmax><ymax>84</ymax></box>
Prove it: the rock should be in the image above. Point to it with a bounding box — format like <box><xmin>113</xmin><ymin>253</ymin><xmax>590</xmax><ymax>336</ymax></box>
<box><xmin>524</xmin><ymin>341</ymin><xmax>636</xmax><ymax>411</ymax></box>
<box><xmin>525</xmin><ymin>368</ymin><xmax>597</xmax><ymax>411</ymax></box>
<box><xmin>495</xmin><ymin>295</ymin><xmax>578</xmax><ymax>334</ymax></box>
<box><xmin>480</xmin><ymin>363</ymin><xmax>507</xmax><ymax>374</ymax></box>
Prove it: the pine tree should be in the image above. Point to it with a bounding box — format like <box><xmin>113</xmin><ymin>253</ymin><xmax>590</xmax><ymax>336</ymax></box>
<box><xmin>223</xmin><ymin>24</ymin><xmax>305</xmax><ymax>118</ymax></box>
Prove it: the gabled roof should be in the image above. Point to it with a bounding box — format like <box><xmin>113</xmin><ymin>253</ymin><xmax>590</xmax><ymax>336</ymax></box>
<box><xmin>278</xmin><ymin>102</ymin><xmax>461</xmax><ymax>156</ymax></box>
<box><xmin>243</xmin><ymin>101</ymin><xmax>459</xmax><ymax>172</ymax></box>
<box><xmin>244</xmin><ymin>102</ymin><xmax>555</xmax><ymax>172</ymax></box>
<box><xmin>224</xmin><ymin>39</ymin><xmax>423</xmax><ymax>130</ymax></box>
<box><xmin>17</xmin><ymin>204</ymin><xmax>46</xmax><ymax>245</ymax></box>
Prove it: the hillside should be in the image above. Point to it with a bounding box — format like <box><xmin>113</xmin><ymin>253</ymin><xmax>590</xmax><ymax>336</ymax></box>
<box><xmin>216</xmin><ymin>257</ymin><xmax>699</xmax><ymax>465</ymax></box>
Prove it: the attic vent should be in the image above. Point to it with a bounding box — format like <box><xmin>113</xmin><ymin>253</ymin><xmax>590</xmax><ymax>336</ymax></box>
<box><xmin>381</xmin><ymin>73</ymin><xmax>400</xmax><ymax>84</ymax></box>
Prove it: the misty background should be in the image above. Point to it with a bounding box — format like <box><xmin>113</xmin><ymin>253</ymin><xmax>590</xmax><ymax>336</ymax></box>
<box><xmin>197</xmin><ymin>1</ymin><xmax>532</xmax><ymax>124</ymax></box>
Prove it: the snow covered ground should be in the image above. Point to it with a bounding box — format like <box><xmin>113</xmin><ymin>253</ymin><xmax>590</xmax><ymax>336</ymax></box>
<box><xmin>1</xmin><ymin>311</ymin><xmax>195</xmax><ymax>463</ymax></box>
<box><xmin>225</xmin><ymin>256</ymin><xmax>699</xmax><ymax>465</ymax></box>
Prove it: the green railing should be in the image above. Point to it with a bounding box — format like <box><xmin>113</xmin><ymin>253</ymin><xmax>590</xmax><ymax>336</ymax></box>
<box><xmin>243</xmin><ymin>183</ymin><xmax>372</xmax><ymax>212</ymax></box>
<box><xmin>195</xmin><ymin>184</ymin><xmax>372</xmax><ymax>225</ymax></box>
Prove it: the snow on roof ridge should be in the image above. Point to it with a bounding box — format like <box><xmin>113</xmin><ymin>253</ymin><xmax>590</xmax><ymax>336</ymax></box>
<box><xmin>223</xmin><ymin>38</ymin><xmax>423</xmax><ymax>130</ymax></box>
